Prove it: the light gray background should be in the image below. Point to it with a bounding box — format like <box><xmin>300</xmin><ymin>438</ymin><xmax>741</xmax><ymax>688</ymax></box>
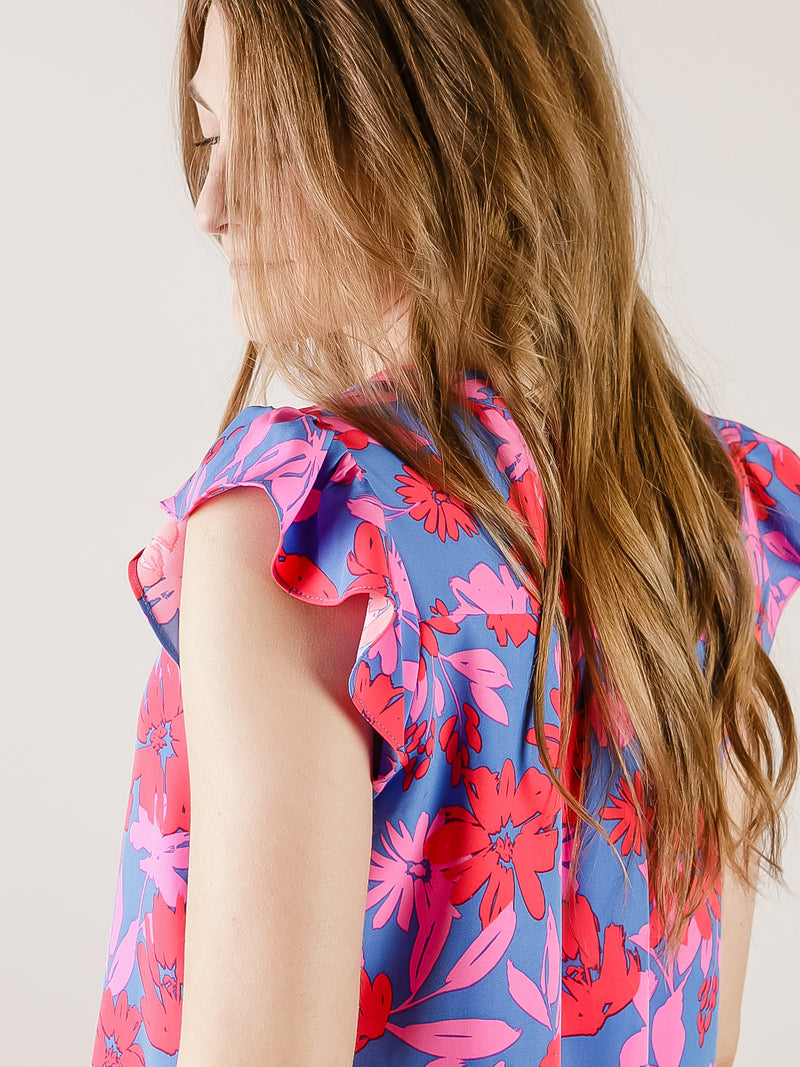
<box><xmin>1</xmin><ymin>1</ymin><xmax>796</xmax><ymax>1062</ymax></box>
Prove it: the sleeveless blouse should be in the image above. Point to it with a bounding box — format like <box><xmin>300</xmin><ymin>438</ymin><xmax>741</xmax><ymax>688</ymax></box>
<box><xmin>92</xmin><ymin>371</ymin><xmax>800</xmax><ymax>1066</ymax></box>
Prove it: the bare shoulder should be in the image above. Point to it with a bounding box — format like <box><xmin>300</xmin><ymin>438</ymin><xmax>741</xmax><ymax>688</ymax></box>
<box><xmin>176</xmin><ymin>485</ymin><xmax>374</xmax><ymax>1065</ymax></box>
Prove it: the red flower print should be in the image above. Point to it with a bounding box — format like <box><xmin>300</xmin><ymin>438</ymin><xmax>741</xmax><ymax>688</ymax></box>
<box><xmin>541</xmin><ymin>1035</ymin><xmax>561</xmax><ymax>1066</ymax></box>
<box><xmin>131</xmin><ymin>654</ymin><xmax>187</xmax><ymax>835</ymax></box>
<box><xmin>562</xmin><ymin>922</ymin><xmax>642</xmax><ymax>1037</ymax></box>
<box><xmin>395</xmin><ymin>466</ymin><xmax>478</xmax><ymax>542</ymax></box>
<box><xmin>347</xmin><ymin>521</ymin><xmax>391</xmax><ymax>585</ymax></box>
<box><xmin>356</xmin><ymin>966</ymin><xmax>393</xmax><ymax>1052</ymax></box>
<box><xmin>599</xmin><ymin>770</ymin><xmax>653</xmax><ymax>857</ymax></box>
<box><xmin>694</xmin><ymin>882</ymin><xmax>721</xmax><ymax>941</ymax></box>
<box><xmin>273</xmin><ymin>551</ymin><xmax>339</xmax><ymax>600</ymax></box>
<box><xmin>508</xmin><ymin>467</ymin><xmax>548</xmax><ymax>564</ymax></box>
<box><xmin>92</xmin><ymin>988</ymin><xmax>145</xmax><ymax>1067</ymax></box>
<box><xmin>423</xmin><ymin>759</ymin><xmax>560</xmax><ymax>929</ymax></box>
<box><xmin>352</xmin><ymin>659</ymin><xmax>406</xmax><ymax>755</ymax></box>
<box><xmin>719</xmin><ymin>427</ymin><xmax>777</xmax><ymax>521</ymax></box>
<box><xmin>772</xmin><ymin>438</ymin><xmax>800</xmax><ymax>496</ymax></box>
<box><xmin>136</xmin><ymin>892</ymin><xmax>185</xmax><ymax>1054</ymax></box>
<box><xmin>563</xmin><ymin>889</ymin><xmax>601</xmax><ymax>972</ymax></box>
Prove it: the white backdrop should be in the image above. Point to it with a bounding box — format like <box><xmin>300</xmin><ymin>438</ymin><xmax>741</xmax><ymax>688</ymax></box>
<box><xmin>1</xmin><ymin>1</ymin><xmax>796</xmax><ymax>1062</ymax></box>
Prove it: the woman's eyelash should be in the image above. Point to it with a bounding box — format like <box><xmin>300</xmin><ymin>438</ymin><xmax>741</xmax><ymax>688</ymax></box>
<box><xmin>193</xmin><ymin>136</ymin><xmax>220</xmax><ymax>148</ymax></box>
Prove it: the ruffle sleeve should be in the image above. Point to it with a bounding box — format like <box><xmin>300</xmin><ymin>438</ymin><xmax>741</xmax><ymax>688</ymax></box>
<box><xmin>127</xmin><ymin>404</ymin><xmax>422</xmax><ymax>798</ymax></box>
<box><xmin>706</xmin><ymin>414</ymin><xmax>800</xmax><ymax>654</ymax></box>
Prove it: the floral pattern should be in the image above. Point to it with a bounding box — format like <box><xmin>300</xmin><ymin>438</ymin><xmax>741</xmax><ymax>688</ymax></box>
<box><xmin>93</xmin><ymin>371</ymin><xmax>800</xmax><ymax>1065</ymax></box>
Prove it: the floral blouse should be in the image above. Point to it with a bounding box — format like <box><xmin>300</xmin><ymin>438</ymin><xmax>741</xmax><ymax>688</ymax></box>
<box><xmin>93</xmin><ymin>370</ymin><xmax>800</xmax><ymax>1066</ymax></box>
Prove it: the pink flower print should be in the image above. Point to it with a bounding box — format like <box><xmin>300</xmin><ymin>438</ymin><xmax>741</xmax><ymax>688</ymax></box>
<box><xmin>136</xmin><ymin>519</ymin><xmax>184</xmax><ymax>625</ymax></box>
<box><xmin>366</xmin><ymin>812</ymin><xmax>462</xmax><ymax>995</ymax></box>
<box><xmin>450</xmin><ymin>562</ymin><xmax>540</xmax><ymax>647</ymax></box>
<box><xmin>128</xmin><ymin>810</ymin><xmax>189</xmax><ymax>911</ymax></box>
<box><xmin>92</xmin><ymin>988</ymin><xmax>145</xmax><ymax>1067</ymax></box>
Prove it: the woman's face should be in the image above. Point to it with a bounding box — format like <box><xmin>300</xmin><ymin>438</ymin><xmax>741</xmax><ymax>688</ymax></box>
<box><xmin>189</xmin><ymin>3</ymin><xmax>410</xmax><ymax>354</ymax></box>
<box><xmin>189</xmin><ymin>3</ymin><xmax>253</xmax><ymax>338</ymax></box>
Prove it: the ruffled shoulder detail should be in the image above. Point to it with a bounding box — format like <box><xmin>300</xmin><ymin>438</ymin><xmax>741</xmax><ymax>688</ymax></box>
<box><xmin>705</xmin><ymin>413</ymin><xmax>800</xmax><ymax>652</ymax></box>
<box><xmin>127</xmin><ymin>404</ymin><xmax>422</xmax><ymax>797</ymax></box>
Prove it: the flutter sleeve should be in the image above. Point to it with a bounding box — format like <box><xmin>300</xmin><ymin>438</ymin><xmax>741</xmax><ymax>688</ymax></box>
<box><xmin>706</xmin><ymin>414</ymin><xmax>800</xmax><ymax>654</ymax></box>
<box><xmin>128</xmin><ymin>403</ymin><xmax>422</xmax><ymax>797</ymax></box>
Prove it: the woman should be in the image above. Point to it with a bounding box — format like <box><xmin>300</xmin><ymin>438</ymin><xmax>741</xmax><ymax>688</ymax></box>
<box><xmin>93</xmin><ymin>1</ymin><xmax>800</xmax><ymax>1064</ymax></box>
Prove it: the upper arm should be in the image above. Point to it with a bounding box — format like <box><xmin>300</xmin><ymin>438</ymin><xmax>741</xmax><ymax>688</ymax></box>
<box><xmin>176</xmin><ymin>485</ymin><xmax>374</xmax><ymax>1066</ymax></box>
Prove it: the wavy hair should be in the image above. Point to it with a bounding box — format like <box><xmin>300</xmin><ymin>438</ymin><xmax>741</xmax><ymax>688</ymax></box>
<box><xmin>173</xmin><ymin>0</ymin><xmax>797</xmax><ymax>953</ymax></box>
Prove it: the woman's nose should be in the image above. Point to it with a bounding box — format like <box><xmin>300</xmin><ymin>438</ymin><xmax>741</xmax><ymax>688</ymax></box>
<box><xmin>194</xmin><ymin>160</ymin><xmax>228</xmax><ymax>236</ymax></box>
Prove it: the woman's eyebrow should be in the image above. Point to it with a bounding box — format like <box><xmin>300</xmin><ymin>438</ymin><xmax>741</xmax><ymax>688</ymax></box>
<box><xmin>187</xmin><ymin>79</ymin><xmax>214</xmax><ymax>113</ymax></box>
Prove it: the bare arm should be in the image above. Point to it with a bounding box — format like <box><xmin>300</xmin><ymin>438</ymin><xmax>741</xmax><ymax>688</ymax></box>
<box><xmin>176</xmin><ymin>486</ymin><xmax>374</xmax><ymax>1066</ymax></box>
<box><xmin>716</xmin><ymin>768</ymin><xmax>757</xmax><ymax>1067</ymax></box>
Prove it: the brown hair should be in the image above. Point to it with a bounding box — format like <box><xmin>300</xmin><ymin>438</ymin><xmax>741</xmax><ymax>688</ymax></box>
<box><xmin>174</xmin><ymin>0</ymin><xmax>796</xmax><ymax>953</ymax></box>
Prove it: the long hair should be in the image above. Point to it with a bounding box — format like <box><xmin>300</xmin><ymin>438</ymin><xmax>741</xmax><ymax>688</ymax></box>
<box><xmin>174</xmin><ymin>0</ymin><xmax>797</xmax><ymax>953</ymax></box>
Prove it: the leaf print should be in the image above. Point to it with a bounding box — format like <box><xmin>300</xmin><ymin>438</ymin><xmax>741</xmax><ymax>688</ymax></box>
<box><xmin>409</xmin><ymin>880</ymin><xmax>461</xmax><ymax>996</ymax></box>
<box><xmin>542</xmin><ymin>905</ymin><xmax>561</xmax><ymax>1008</ymax></box>
<box><xmin>441</xmin><ymin>903</ymin><xmax>516</xmax><ymax>993</ymax></box>
<box><xmin>107</xmin><ymin>918</ymin><xmax>141</xmax><ymax>998</ymax></box>
<box><xmin>697</xmin><ymin>974</ymin><xmax>719</xmax><ymax>1047</ymax></box>
<box><xmin>447</xmin><ymin>648</ymin><xmax>511</xmax><ymax>689</ymax></box>
<box><xmin>352</xmin><ymin>659</ymin><xmax>405</xmax><ymax>751</ymax></box>
<box><xmin>346</xmin><ymin>492</ymin><xmax>389</xmax><ymax>529</ymax></box>
<box><xmin>506</xmin><ymin>958</ymin><xmax>551</xmax><ymax>1028</ymax></box>
<box><xmin>468</xmin><ymin>682</ymin><xmax>509</xmax><ymax>726</ymax></box>
<box><xmin>385</xmin><ymin>1017</ymin><xmax>522</xmax><ymax>1057</ymax></box>
<box><xmin>651</xmin><ymin>982</ymin><xmax>686</xmax><ymax>1067</ymax></box>
<box><xmin>449</xmin><ymin>562</ymin><xmax>540</xmax><ymax>646</ymax></box>
<box><xmin>619</xmin><ymin>1025</ymin><xmax>649</xmax><ymax>1067</ymax></box>
<box><xmin>763</xmin><ymin>529</ymin><xmax>800</xmax><ymax>565</ymax></box>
